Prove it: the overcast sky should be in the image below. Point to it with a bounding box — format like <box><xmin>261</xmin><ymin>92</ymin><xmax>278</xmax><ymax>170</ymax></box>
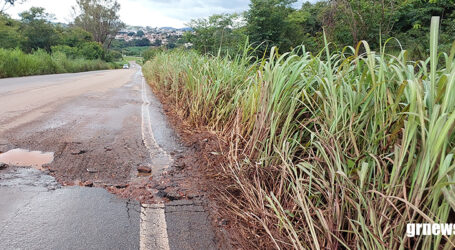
<box><xmin>5</xmin><ymin>0</ymin><xmax>309</xmax><ymax>28</ymax></box>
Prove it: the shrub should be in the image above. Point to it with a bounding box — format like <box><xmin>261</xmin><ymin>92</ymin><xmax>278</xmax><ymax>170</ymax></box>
<box><xmin>52</xmin><ymin>45</ymin><xmax>79</xmax><ymax>58</ymax></box>
<box><xmin>52</xmin><ymin>41</ymin><xmax>103</xmax><ymax>60</ymax></box>
<box><xmin>78</xmin><ymin>41</ymin><xmax>103</xmax><ymax>60</ymax></box>
<box><xmin>103</xmin><ymin>49</ymin><xmax>122</xmax><ymax>62</ymax></box>
<box><xmin>143</xmin><ymin>47</ymin><xmax>164</xmax><ymax>62</ymax></box>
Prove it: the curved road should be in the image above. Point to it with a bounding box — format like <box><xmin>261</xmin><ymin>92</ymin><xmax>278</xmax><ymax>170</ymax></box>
<box><xmin>0</xmin><ymin>66</ymin><xmax>216</xmax><ymax>250</ymax></box>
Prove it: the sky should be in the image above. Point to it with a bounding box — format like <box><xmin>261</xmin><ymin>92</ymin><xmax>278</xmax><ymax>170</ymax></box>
<box><xmin>5</xmin><ymin>0</ymin><xmax>308</xmax><ymax>28</ymax></box>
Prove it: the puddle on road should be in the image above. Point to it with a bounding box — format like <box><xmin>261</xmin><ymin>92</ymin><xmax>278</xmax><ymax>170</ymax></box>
<box><xmin>0</xmin><ymin>148</ymin><xmax>54</xmax><ymax>170</ymax></box>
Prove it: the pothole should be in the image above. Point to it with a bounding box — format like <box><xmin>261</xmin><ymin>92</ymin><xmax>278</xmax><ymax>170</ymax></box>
<box><xmin>0</xmin><ymin>148</ymin><xmax>54</xmax><ymax>170</ymax></box>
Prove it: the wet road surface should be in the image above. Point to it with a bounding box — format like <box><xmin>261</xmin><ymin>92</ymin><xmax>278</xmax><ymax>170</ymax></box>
<box><xmin>0</xmin><ymin>66</ymin><xmax>217</xmax><ymax>249</ymax></box>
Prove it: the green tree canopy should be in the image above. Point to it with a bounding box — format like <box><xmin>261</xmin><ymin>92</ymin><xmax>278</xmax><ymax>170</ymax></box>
<box><xmin>185</xmin><ymin>13</ymin><xmax>247</xmax><ymax>55</ymax></box>
<box><xmin>73</xmin><ymin>0</ymin><xmax>125</xmax><ymax>48</ymax></box>
<box><xmin>60</xmin><ymin>27</ymin><xmax>93</xmax><ymax>47</ymax></box>
<box><xmin>0</xmin><ymin>14</ymin><xmax>21</xmax><ymax>49</ymax></box>
<box><xmin>19</xmin><ymin>7</ymin><xmax>59</xmax><ymax>52</ymax></box>
<box><xmin>246</xmin><ymin>0</ymin><xmax>296</xmax><ymax>53</ymax></box>
<box><xmin>136</xmin><ymin>30</ymin><xmax>145</xmax><ymax>37</ymax></box>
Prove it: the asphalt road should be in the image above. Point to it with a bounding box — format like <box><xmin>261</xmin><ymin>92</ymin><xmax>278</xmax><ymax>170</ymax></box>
<box><xmin>0</xmin><ymin>66</ymin><xmax>216</xmax><ymax>250</ymax></box>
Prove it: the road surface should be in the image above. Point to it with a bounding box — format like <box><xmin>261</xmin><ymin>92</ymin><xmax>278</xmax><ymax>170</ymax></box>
<box><xmin>0</xmin><ymin>66</ymin><xmax>217</xmax><ymax>250</ymax></box>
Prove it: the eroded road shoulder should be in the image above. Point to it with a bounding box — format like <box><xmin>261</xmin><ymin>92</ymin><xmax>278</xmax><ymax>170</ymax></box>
<box><xmin>0</xmin><ymin>65</ymin><xmax>217</xmax><ymax>250</ymax></box>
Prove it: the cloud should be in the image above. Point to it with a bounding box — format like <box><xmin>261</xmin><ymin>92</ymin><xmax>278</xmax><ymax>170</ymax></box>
<box><xmin>5</xmin><ymin>0</ymin><xmax>312</xmax><ymax>28</ymax></box>
<box><xmin>5</xmin><ymin>0</ymin><xmax>77</xmax><ymax>23</ymax></box>
<box><xmin>118</xmin><ymin>0</ymin><xmax>250</xmax><ymax>27</ymax></box>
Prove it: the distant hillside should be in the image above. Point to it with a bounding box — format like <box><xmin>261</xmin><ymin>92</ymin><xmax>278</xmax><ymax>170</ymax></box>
<box><xmin>120</xmin><ymin>25</ymin><xmax>191</xmax><ymax>33</ymax></box>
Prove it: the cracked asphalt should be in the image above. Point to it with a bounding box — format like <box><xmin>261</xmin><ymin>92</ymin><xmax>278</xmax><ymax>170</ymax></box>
<box><xmin>0</xmin><ymin>167</ymin><xmax>141</xmax><ymax>249</ymax></box>
<box><xmin>0</xmin><ymin>66</ymin><xmax>217</xmax><ymax>249</ymax></box>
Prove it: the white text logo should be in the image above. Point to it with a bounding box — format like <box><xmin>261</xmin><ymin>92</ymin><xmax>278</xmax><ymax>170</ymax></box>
<box><xmin>407</xmin><ymin>224</ymin><xmax>455</xmax><ymax>237</ymax></box>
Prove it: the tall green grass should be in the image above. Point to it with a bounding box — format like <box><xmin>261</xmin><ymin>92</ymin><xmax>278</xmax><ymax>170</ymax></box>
<box><xmin>143</xmin><ymin>17</ymin><xmax>455</xmax><ymax>249</ymax></box>
<box><xmin>0</xmin><ymin>48</ymin><xmax>116</xmax><ymax>78</ymax></box>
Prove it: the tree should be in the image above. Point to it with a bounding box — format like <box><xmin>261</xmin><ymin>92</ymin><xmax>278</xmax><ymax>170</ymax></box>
<box><xmin>134</xmin><ymin>37</ymin><xmax>151</xmax><ymax>46</ymax></box>
<box><xmin>19</xmin><ymin>7</ymin><xmax>59</xmax><ymax>52</ymax></box>
<box><xmin>78</xmin><ymin>41</ymin><xmax>103</xmax><ymax>59</ymax></box>
<box><xmin>246</xmin><ymin>0</ymin><xmax>296</xmax><ymax>54</ymax></box>
<box><xmin>73</xmin><ymin>0</ymin><xmax>124</xmax><ymax>48</ymax></box>
<box><xmin>152</xmin><ymin>39</ymin><xmax>162</xmax><ymax>47</ymax></box>
<box><xmin>322</xmin><ymin>0</ymin><xmax>399</xmax><ymax>48</ymax></box>
<box><xmin>0</xmin><ymin>13</ymin><xmax>21</xmax><ymax>49</ymax></box>
<box><xmin>186</xmin><ymin>13</ymin><xmax>247</xmax><ymax>55</ymax></box>
<box><xmin>391</xmin><ymin>0</ymin><xmax>455</xmax><ymax>58</ymax></box>
<box><xmin>59</xmin><ymin>27</ymin><xmax>93</xmax><ymax>47</ymax></box>
<box><xmin>136</xmin><ymin>30</ymin><xmax>145</xmax><ymax>37</ymax></box>
<box><xmin>281</xmin><ymin>1</ymin><xmax>327</xmax><ymax>53</ymax></box>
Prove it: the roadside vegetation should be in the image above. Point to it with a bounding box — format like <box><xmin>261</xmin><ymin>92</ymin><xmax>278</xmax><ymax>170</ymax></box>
<box><xmin>117</xmin><ymin>56</ymin><xmax>141</xmax><ymax>65</ymax></box>
<box><xmin>185</xmin><ymin>0</ymin><xmax>455</xmax><ymax>60</ymax></box>
<box><xmin>0</xmin><ymin>48</ymin><xmax>116</xmax><ymax>78</ymax></box>
<box><xmin>0</xmin><ymin>0</ymin><xmax>125</xmax><ymax>78</ymax></box>
<box><xmin>144</xmin><ymin>16</ymin><xmax>455</xmax><ymax>248</ymax></box>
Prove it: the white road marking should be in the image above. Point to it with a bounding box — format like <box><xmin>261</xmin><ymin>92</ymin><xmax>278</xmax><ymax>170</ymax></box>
<box><xmin>138</xmin><ymin>69</ymin><xmax>171</xmax><ymax>250</ymax></box>
<box><xmin>140</xmin><ymin>71</ymin><xmax>172</xmax><ymax>161</ymax></box>
<box><xmin>140</xmin><ymin>204</ymin><xmax>170</xmax><ymax>250</ymax></box>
